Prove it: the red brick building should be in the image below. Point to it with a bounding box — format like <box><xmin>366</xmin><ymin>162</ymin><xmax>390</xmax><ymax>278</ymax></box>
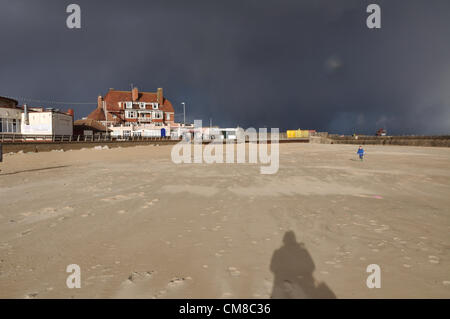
<box><xmin>88</xmin><ymin>87</ymin><xmax>175</xmax><ymax>127</ymax></box>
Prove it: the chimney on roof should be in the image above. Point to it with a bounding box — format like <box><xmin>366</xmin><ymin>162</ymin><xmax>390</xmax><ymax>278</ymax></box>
<box><xmin>24</xmin><ymin>104</ymin><xmax>29</xmax><ymax>125</ymax></box>
<box><xmin>97</xmin><ymin>95</ymin><xmax>103</xmax><ymax>109</ymax></box>
<box><xmin>132</xmin><ymin>87</ymin><xmax>139</xmax><ymax>102</ymax></box>
<box><xmin>157</xmin><ymin>88</ymin><xmax>163</xmax><ymax>105</ymax></box>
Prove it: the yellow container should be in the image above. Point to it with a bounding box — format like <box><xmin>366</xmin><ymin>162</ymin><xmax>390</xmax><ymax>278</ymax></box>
<box><xmin>287</xmin><ymin>130</ymin><xmax>297</xmax><ymax>138</ymax></box>
<box><xmin>287</xmin><ymin>129</ymin><xmax>309</xmax><ymax>138</ymax></box>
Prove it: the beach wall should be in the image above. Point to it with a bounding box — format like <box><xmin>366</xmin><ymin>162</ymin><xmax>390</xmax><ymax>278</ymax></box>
<box><xmin>3</xmin><ymin>135</ymin><xmax>448</xmax><ymax>154</ymax></box>
<box><xmin>1</xmin><ymin>140</ymin><xmax>180</xmax><ymax>154</ymax></box>
<box><xmin>1</xmin><ymin>138</ymin><xmax>310</xmax><ymax>154</ymax></box>
<box><xmin>329</xmin><ymin>135</ymin><xmax>450</xmax><ymax>147</ymax></box>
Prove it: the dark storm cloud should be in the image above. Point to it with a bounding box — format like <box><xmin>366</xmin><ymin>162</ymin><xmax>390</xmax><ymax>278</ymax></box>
<box><xmin>1</xmin><ymin>0</ymin><xmax>449</xmax><ymax>134</ymax></box>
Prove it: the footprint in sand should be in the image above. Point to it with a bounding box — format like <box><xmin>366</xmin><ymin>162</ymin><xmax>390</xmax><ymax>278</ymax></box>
<box><xmin>0</xmin><ymin>242</ymin><xmax>12</xmax><ymax>250</ymax></box>
<box><xmin>168</xmin><ymin>276</ymin><xmax>192</xmax><ymax>288</ymax></box>
<box><xmin>120</xmin><ymin>273</ymin><xmax>192</xmax><ymax>298</ymax></box>
<box><xmin>228</xmin><ymin>267</ymin><xmax>241</xmax><ymax>277</ymax></box>
<box><xmin>141</xmin><ymin>202</ymin><xmax>154</xmax><ymax>209</ymax></box>
<box><xmin>101</xmin><ymin>194</ymin><xmax>129</xmax><ymax>202</ymax></box>
<box><xmin>20</xmin><ymin>229</ymin><xmax>32</xmax><ymax>236</ymax></box>
<box><xmin>21</xmin><ymin>212</ymin><xmax>33</xmax><ymax>217</ymax></box>
<box><xmin>151</xmin><ymin>276</ymin><xmax>193</xmax><ymax>298</ymax></box>
<box><xmin>127</xmin><ymin>271</ymin><xmax>155</xmax><ymax>283</ymax></box>
<box><xmin>142</xmin><ymin>199</ymin><xmax>159</xmax><ymax>209</ymax></box>
<box><xmin>428</xmin><ymin>256</ymin><xmax>440</xmax><ymax>264</ymax></box>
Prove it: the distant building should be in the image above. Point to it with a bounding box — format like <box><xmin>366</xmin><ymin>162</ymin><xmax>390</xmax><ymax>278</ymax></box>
<box><xmin>87</xmin><ymin>87</ymin><xmax>178</xmax><ymax>138</ymax></box>
<box><xmin>21</xmin><ymin>106</ymin><xmax>73</xmax><ymax>136</ymax></box>
<box><xmin>0</xmin><ymin>96</ymin><xmax>21</xmax><ymax>134</ymax></box>
<box><xmin>89</xmin><ymin>87</ymin><xmax>175</xmax><ymax>126</ymax></box>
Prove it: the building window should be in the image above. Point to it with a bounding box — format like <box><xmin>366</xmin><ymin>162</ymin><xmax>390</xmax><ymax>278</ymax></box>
<box><xmin>125</xmin><ymin>110</ymin><xmax>137</xmax><ymax>118</ymax></box>
<box><xmin>166</xmin><ymin>113</ymin><xmax>171</xmax><ymax>120</ymax></box>
<box><xmin>152</xmin><ymin>111</ymin><xmax>163</xmax><ymax>119</ymax></box>
<box><xmin>152</xmin><ymin>103</ymin><xmax>159</xmax><ymax>110</ymax></box>
<box><xmin>0</xmin><ymin>118</ymin><xmax>20</xmax><ymax>133</ymax></box>
<box><xmin>126</xmin><ymin>102</ymin><xmax>132</xmax><ymax>109</ymax></box>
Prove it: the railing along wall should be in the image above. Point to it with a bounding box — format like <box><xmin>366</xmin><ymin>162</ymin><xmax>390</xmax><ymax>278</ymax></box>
<box><xmin>0</xmin><ymin>134</ymin><xmax>173</xmax><ymax>143</ymax></box>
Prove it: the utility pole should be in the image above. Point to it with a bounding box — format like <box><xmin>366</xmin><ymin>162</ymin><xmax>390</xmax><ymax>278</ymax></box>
<box><xmin>103</xmin><ymin>100</ymin><xmax>108</xmax><ymax>135</ymax></box>
<box><xmin>181</xmin><ymin>102</ymin><xmax>186</xmax><ymax>126</ymax></box>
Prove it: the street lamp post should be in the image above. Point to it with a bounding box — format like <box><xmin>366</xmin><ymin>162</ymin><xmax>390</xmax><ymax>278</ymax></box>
<box><xmin>181</xmin><ymin>102</ymin><xmax>186</xmax><ymax>126</ymax></box>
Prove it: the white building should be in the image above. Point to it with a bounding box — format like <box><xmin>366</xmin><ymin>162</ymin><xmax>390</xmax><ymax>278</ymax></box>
<box><xmin>109</xmin><ymin>123</ymin><xmax>174</xmax><ymax>138</ymax></box>
<box><xmin>21</xmin><ymin>107</ymin><xmax>73</xmax><ymax>136</ymax></box>
<box><xmin>0</xmin><ymin>96</ymin><xmax>22</xmax><ymax>134</ymax></box>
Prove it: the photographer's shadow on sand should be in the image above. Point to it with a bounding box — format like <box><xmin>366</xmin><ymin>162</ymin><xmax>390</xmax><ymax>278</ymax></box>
<box><xmin>270</xmin><ymin>231</ymin><xmax>336</xmax><ymax>299</ymax></box>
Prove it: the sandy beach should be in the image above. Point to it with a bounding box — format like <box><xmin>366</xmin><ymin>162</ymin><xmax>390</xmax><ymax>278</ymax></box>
<box><xmin>0</xmin><ymin>143</ymin><xmax>449</xmax><ymax>298</ymax></box>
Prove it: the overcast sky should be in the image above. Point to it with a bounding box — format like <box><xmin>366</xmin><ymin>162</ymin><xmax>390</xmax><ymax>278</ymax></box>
<box><xmin>1</xmin><ymin>0</ymin><xmax>449</xmax><ymax>134</ymax></box>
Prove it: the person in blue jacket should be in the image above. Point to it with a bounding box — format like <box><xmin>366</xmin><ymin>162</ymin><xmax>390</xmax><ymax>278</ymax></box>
<box><xmin>357</xmin><ymin>145</ymin><xmax>365</xmax><ymax>161</ymax></box>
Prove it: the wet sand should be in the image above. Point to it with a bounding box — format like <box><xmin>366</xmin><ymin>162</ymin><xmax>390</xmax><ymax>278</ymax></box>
<box><xmin>0</xmin><ymin>143</ymin><xmax>449</xmax><ymax>298</ymax></box>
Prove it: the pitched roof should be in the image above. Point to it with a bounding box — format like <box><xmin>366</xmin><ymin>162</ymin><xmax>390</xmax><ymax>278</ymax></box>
<box><xmin>86</xmin><ymin>105</ymin><xmax>119</xmax><ymax>122</ymax></box>
<box><xmin>0</xmin><ymin>96</ymin><xmax>18</xmax><ymax>108</ymax></box>
<box><xmin>87</xmin><ymin>107</ymin><xmax>106</xmax><ymax>121</ymax></box>
<box><xmin>74</xmin><ymin>119</ymin><xmax>110</xmax><ymax>132</ymax></box>
<box><xmin>103</xmin><ymin>90</ymin><xmax>174</xmax><ymax>113</ymax></box>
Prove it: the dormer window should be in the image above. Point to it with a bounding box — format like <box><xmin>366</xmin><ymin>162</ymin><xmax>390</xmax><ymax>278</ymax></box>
<box><xmin>125</xmin><ymin>102</ymin><xmax>132</xmax><ymax>109</ymax></box>
<box><xmin>139</xmin><ymin>103</ymin><xmax>146</xmax><ymax>109</ymax></box>
<box><xmin>152</xmin><ymin>103</ymin><xmax>159</xmax><ymax>110</ymax></box>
